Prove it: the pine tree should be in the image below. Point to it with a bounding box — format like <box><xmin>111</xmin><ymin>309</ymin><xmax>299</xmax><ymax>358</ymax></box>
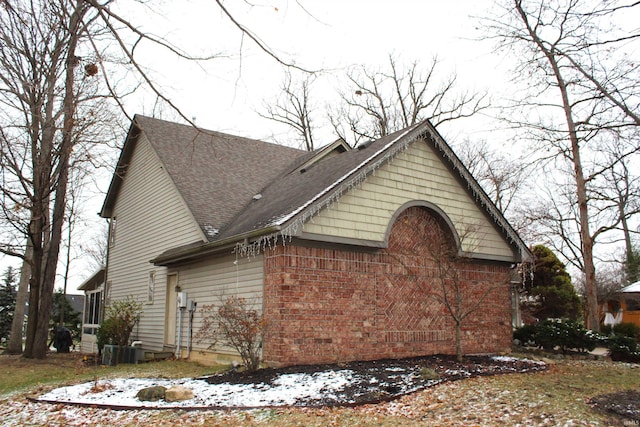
<box><xmin>626</xmin><ymin>245</ymin><xmax>640</xmax><ymax>284</ymax></box>
<box><xmin>0</xmin><ymin>267</ymin><xmax>18</xmax><ymax>343</ymax></box>
<box><xmin>523</xmin><ymin>245</ymin><xmax>582</xmax><ymax>321</ymax></box>
<box><xmin>50</xmin><ymin>290</ymin><xmax>82</xmax><ymax>342</ymax></box>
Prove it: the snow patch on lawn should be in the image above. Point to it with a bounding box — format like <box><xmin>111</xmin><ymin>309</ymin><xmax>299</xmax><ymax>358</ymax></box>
<box><xmin>34</xmin><ymin>355</ymin><xmax>547</xmax><ymax>410</ymax></box>
<box><xmin>38</xmin><ymin>370</ymin><xmax>356</xmax><ymax>408</ymax></box>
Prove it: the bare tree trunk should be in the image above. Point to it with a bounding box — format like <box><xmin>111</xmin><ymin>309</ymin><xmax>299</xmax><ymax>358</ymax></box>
<box><xmin>24</xmin><ymin>213</ymin><xmax>45</xmax><ymax>357</ymax></box>
<box><xmin>514</xmin><ymin>1</ymin><xmax>600</xmax><ymax>331</ymax></box>
<box><xmin>59</xmin><ymin>224</ymin><xmax>73</xmax><ymax>326</ymax></box>
<box><xmin>455</xmin><ymin>320</ymin><xmax>463</xmax><ymax>363</ymax></box>
<box><xmin>23</xmin><ymin>1</ymin><xmax>85</xmax><ymax>359</ymax></box>
<box><xmin>560</xmin><ymin>74</ymin><xmax>598</xmax><ymax>330</ymax></box>
<box><xmin>6</xmin><ymin>249</ymin><xmax>31</xmax><ymax>354</ymax></box>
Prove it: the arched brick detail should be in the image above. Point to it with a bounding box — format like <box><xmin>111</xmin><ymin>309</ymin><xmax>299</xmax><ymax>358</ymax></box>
<box><xmin>378</xmin><ymin>206</ymin><xmax>454</xmax><ymax>354</ymax></box>
<box><xmin>262</xmin><ymin>206</ymin><xmax>513</xmax><ymax>367</ymax></box>
<box><xmin>384</xmin><ymin>200</ymin><xmax>460</xmax><ymax>253</ymax></box>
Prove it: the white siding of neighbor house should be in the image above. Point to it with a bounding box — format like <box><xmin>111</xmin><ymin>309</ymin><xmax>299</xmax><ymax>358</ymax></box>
<box><xmin>168</xmin><ymin>253</ymin><xmax>264</xmax><ymax>358</ymax></box>
<box><xmin>302</xmin><ymin>139</ymin><xmax>514</xmax><ymax>259</ymax></box>
<box><xmin>106</xmin><ymin>133</ymin><xmax>206</xmax><ymax>352</ymax></box>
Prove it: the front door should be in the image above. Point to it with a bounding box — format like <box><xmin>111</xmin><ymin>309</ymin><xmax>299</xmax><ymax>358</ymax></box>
<box><xmin>165</xmin><ymin>274</ymin><xmax>177</xmax><ymax>347</ymax></box>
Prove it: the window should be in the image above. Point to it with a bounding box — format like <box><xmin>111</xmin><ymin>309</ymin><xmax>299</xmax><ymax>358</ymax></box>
<box><xmin>83</xmin><ymin>288</ymin><xmax>102</xmax><ymax>335</ymax></box>
<box><xmin>625</xmin><ymin>298</ymin><xmax>640</xmax><ymax>311</ymax></box>
<box><xmin>109</xmin><ymin>217</ymin><xmax>117</xmax><ymax>247</ymax></box>
<box><xmin>105</xmin><ymin>280</ymin><xmax>112</xmax><ymax>306</ymax></box>
<box><xmin>148</xmin><ymin>271</ymin><xmax>156</xmax><ymax>303</ymax></box>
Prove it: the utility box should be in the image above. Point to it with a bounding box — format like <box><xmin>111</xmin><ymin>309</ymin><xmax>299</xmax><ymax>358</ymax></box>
<box><xmin>177</xmin><ymin>291</ymin><xmax>187</xmax><ymax>308</ymax></box>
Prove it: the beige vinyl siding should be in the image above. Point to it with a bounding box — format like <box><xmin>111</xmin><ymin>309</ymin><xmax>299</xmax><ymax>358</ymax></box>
<box><xmin>107</xmin><ymin>134</ymin><xmax>206</xmax><ymax>351</ymax></box>
<box><xmin>302</xmin><ymin>139</ymin><xmax>514</xmax><ymax>259</ymax></box>
<box><xmin>168</xmin><ymin>253</ymin><xmax>264</xmax><ymax>356</ymax></box>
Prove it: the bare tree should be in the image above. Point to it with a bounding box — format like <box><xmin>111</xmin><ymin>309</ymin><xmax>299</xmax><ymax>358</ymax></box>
<box><xmin>456</xmin><ymin>139</ymin><xmax>530</xmax><ymax>219</ymax></box>
<box><xmin>80</xmin><ymin>223</ymin><xmax>109</xmax><ymax>272</ymax></box>
<box><xmin>387</xmin><ymin>208</ymin><xmax>512</xmax><ymax>362</ymax></box>
<box><xmin>259</xmin><ymin>71</ymin><xmax>318</xmax><ymax>151</ymax></box>
<box><xmin>0</xmin><ymin>0</ymin><xmax>310</xmax><ymax>359</ymax></box>
<box><xmin>57</xmin><ymin>166</ymin><xmax>90</xmax><ymax>326</ymax></box>
<box><xmin>589</xmin><ymin>142</ymin><xmax>640</xmax><ymax>282</ymax></box>
<box><xmin>329</xmin><ymin>54</ymin><xmax>489</xmax><ymax>146</ymax></box>
<box><xmin>5</xmin><ymin>249</ymin><xmax>30</xmax><ymax>354</ymax></box>
<box><xmin>0</xmin><ymin>1</ymin><xmax>102</xmax><ymax>358</ymax></box>
<box><xmin>426</xmin><ymin>226</ymin><xmax>511</xmax><ymax>362</ymax></box>
<box><xmin>483</xmin><ymin>0</ymin><xmax>640</xmax><ymax>331</ymax></box>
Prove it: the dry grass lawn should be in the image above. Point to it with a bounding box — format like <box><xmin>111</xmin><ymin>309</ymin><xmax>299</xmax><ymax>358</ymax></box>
<box><xmin>0</xmin><ymin>351</ymin><xmax>638</xmax><ymax>426</ymax></box>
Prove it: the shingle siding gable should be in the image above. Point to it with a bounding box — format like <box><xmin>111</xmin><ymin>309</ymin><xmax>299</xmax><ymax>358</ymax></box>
<box><xmin>301</xmin><ymin>140</ymin><xmax>515</xmax><ymax>259</ymax></box>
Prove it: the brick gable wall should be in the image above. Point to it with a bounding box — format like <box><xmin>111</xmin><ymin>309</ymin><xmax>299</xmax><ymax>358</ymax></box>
<box><xmin>262</xmin><ymin>206</ymin><xmax>513</xmax><ymax>366</ymax></box>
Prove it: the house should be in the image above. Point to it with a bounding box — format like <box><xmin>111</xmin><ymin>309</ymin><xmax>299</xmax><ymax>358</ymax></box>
<box><xmin>89</xmin><ymin>114</ymin><xmax>532</xmax><ymax>367</ymax></box>
<box><xmin>602</xmin><ymin>281</ymin><xmax>640</xmax><ymax>329</ymax></box>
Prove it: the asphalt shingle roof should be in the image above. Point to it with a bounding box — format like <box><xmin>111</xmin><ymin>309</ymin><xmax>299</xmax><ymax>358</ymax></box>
<box><xmin>103</xmin><ymin>115</ymin><xmax>532</xmax><ymax>265</ymax></box>
<box><xmin>215</xmin><ymin>126</ymin><xmax>420</xmax><ymax>240</ymax></box>
<box><xmin>104</xmin><ymin>115</ymin><xmax>307</xmax><ymax>240</ymax></box>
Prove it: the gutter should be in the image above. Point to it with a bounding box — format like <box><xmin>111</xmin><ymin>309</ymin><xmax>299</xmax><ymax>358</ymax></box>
<box><xmin>150</xmin><ymin>226</ymin><xmax>281</xmax><ymax>266</ymax></box>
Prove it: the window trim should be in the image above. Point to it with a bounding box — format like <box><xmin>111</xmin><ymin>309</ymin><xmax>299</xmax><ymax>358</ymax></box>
<box><xmin>83</xmin><ymin>287</ymin><xmax>103</xmax><ymax>336</ymax></box>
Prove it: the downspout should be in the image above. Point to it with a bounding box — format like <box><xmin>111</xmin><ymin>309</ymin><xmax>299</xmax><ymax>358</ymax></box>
<box><xmin>187</xmin><ymin>300</ymin><xmax>197</xmax><ymax>358</ymax></box>
<box><xmin>177</xmin><ymin>306</ymin><xmax>184</xmax><ymax>359</ymax></box>
<box><xmin>101</xmin><ymin>217</ymin><xmax>111</xmax><ymax>323</ymax></box>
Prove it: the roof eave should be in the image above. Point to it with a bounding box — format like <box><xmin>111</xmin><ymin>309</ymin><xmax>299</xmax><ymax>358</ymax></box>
<box><xmin>100</xmin><ymin>117</ymin><xmax>143</xmax><ymax>218</ymax></box>
<box><xmin>419</xmin><ymin>123</ymin><xmax>534</xmax><ymax>263</ymax></box>
<box><xmin>151</xmin><ymin>225</ymin><xmax>281</xmax><ymax>266</ymax></box>
<box><xmin>77</xmin><ymin>267</ymin><xmax>106</xmax><ymax>291</ymax></box>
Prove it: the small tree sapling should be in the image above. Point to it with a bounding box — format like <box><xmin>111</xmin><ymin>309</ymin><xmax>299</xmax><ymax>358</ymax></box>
<box><xmin>196</xmin><ymin>296</ymin><xmax>267</xmax><ymax>372</ymax></box>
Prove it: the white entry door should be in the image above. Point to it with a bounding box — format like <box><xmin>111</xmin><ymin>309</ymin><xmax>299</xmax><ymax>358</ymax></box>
<box><xmin>165</xmin><ymin>274</ymin><xmax>177</xmax><ymax>347</ymax></box>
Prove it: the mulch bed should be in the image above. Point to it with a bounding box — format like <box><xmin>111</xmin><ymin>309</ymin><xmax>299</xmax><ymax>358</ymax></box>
<box><xmin>200</xmin><ymin>354</ymin><xmax>547</xmax><ymax>406</ymax></box>
<box><xmin>589</xmin><ymin>390</ymin><xmax>640</xmax><ymax>421</ymax></box>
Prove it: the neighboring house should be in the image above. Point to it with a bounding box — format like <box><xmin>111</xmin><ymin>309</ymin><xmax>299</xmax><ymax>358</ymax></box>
<box><xmin>78</xmin><ymin>268</ymin><xmax>105</xmax><ymax>353</ymax></box>
<box><xmin>602</xmin><ymin>281</ymin><xmax>640</xmax><ymax>329</ymax></box>
<box><xmin>90</xmin><ymin>114</ymin><xmax>532</xmax><ymax>367</ymax></box>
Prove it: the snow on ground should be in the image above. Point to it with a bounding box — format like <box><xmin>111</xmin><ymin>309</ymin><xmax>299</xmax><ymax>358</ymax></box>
<box><xmin>35</xmin><ymin>356</ymin><xmax>543</xmax><ymax>410</ymax></box>
<box><xmin>37</xmin><ymin>370</ymin><xmax>356</xmax><ymax>409</ymax></box>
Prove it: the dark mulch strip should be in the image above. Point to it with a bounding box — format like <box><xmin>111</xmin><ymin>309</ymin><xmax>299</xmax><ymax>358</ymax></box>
<box><xmin>199</xmin><ymin>354</ymin><xmax>547</xmax><ymax>407</ymax></box>
<box><xmin>589</xmin><ymin>390</ymin><xmax>640</xmax><ymax>421</ymax></box>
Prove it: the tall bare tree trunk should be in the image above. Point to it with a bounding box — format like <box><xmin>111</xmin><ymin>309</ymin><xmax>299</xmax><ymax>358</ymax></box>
<box><xmin>23</xmin><ymin>1</ymin><xmax>85</xmax><ymax>359</ymax></box>
<box><xmin>24</xmin><ymin>211</ymin><xmax>46</xmax><ymax>357</ymax></box>
<box><xmin>6</xmin><ymin>248</ymin><xmax>32</xmax><ymax>354</ymax></box>
<box><xmin>515</xmin><ymin>1</ymin><xmax>600</xmax><ymax>332</ymax></box>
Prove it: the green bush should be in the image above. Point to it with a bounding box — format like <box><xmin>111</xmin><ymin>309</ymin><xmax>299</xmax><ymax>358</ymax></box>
<box><xmin>96</xmin><ymin>317</ymin><xmax>129</xmax><ymax>352</ymax></box>
<box><xmin>596</xmin><ymin>325</ymin><xmax>640</xmax><ymax>363</ymax></box>
<box><xmin>601</xmin><ymin>322</ymin><xmax>640</xmax><ymax>339</ymax></box>
<box><xmin>513</xmin><ymin>323</ymin><xmax>537</xmax><ymax>345</ymax></box>
<box><xmin>513</xmin><ymin>319</ymin><xmax>597</xmax><ymax>353</ymax></box>
<box><xmin>96</xmin><ymin>296</ymin><xmax>143</xmax><ymax>352</ymax></box>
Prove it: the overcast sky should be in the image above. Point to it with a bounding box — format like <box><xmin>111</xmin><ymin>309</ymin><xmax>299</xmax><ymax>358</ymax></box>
<box><xmin>122</xmin><ymin>0</ymin><xmax>509</xmax><ymax>144</ymax></box>
<box><xmin>2</xmin><ymin>0</ymin><xmax>516</xmax><ymax>294</ymax></box>
<box><xmin>15</xmin><ymin>0</ymin><xmax>633</xmax><ymax>292</ymax></box>
<box><xmin>1</xmin><ymin>1</ymin><xmax>526</xmax><ymax>293</ymax></box>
